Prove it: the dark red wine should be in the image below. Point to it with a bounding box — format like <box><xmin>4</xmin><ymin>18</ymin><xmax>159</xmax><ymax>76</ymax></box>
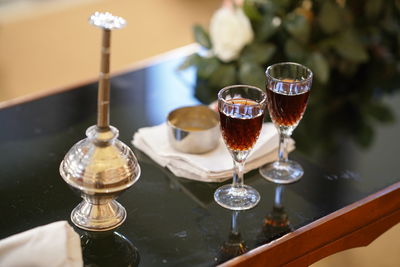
<box><xmin>266</xmin><ymin>86</ymin><xmax>309</xmax><ymax>127</ymax></box>
<box><xmin>219</xmin><ymin>98</ymin><xmax>264</xmax><ymax>151</ymax></box>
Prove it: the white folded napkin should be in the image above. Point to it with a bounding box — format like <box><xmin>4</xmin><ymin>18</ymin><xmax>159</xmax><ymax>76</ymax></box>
<box><xmin>0</xmin><ymin>221</ymin><xmax>83</xmax><ymax>267</ymax></box>
<box><xmin>132</xmin><ymin>122</ymin><xmax>294</xmax><ymax>182</ymax></box>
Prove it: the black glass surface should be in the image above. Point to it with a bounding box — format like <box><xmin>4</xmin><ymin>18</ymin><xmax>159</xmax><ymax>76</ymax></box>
<box><xmin>0</xmin><ymin>56</ymin><xmax>399</xmax><ymax>266</ymax></box>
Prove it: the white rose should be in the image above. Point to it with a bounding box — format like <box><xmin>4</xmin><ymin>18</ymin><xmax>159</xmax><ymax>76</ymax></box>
<box><xmin>209</xmin><ymin>6</ymin><xmax>254</xmax><ymax>62</ymax></box>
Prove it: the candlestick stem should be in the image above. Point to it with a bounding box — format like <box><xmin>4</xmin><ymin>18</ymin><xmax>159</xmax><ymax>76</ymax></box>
<box><xmin>97</xmin><ymin>29</ymin><xmax>111</xmax><ymax>129</ymax></box>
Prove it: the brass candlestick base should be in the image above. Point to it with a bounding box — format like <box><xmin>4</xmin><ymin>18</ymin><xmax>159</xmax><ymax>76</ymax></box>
<box><xmin>60</xmin><ymin>126</ymin><xmax>140</xmax><ymax>231</ymax></box>
<box><xmin>71</xmin><ymin>200</ymin><xmax>127</xmax><ymax>231</ymax></box>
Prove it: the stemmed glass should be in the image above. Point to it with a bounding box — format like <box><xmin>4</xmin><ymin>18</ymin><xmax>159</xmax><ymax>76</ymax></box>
<box><xmin>214</xmin><ymin>85</ymin><xmax>267</xmax><ymax>210</ymax></box>
<box><xmin>259</xmin><ymin>62</ymin><xmax>312</xmax><ymax>184</ymax></box>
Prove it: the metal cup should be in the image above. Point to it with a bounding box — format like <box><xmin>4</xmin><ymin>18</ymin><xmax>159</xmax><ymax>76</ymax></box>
<box><xmin>167</xmin><ymin>105</ymin><xmax>220</xmax><ymax>154</ymax></box>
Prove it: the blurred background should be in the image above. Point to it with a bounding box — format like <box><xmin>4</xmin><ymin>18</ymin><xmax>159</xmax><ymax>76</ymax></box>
<box><xmin>0</xmin><ymin>0</ymin><xmax>398</xmax><ymax>266</ymax></box>
<box><xmin>0</xmin><ymin>0</ymin><xmax>219</xmax><ymax>102</ymax></box>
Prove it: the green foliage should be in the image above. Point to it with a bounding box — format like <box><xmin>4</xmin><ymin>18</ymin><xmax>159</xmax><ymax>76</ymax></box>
<box><xmin>284</xmin><ymin>39</ymin><xmax>306</xmax><ymax>62</ymax></box>
<box><xmin>180</xmin><ymin>0</ymin><xmax>400</xmax><ymax>153</ymax></box>
<box><xmin>197</xmin><ymin>57</ymin><xmax>220</xmax><ymax>79</ymax></box>
<box><xmin>178</xmin><ymin>54</ymin><xmax>201</xmax><ymax>71</ymax></box>
<box><xmin>332</xmin><ymin>30</ymin><xmax>369</xmax><ymax>63</ymax></box>
<box><xmin>365</xmin><ymin>102</ymin><xmax>395</xmax><ymax>123</ymax></box>
<box><xmin>365</xmin><ymin>0</ymin><xmax>384</xmax><ymax>18</ymax></box>
<box><xmin>238</xmin><ymin>62</ymin><xmax>265</xmax><ymax>89</ymax></box>
<box><xmin>240</xmin><ymin>42</ymin><xmax>276</xmax><ymax>64</ymax></box>
<box><xmin>255</xmin><ymin>15</ymin><xmax>281</xmax><ymax>41</ymax></box>
<box><xmin>284</xmin><ymin>12</ymin><xmax>310</xmax><ymax>44</ymax></box>
<box><xmin>209</xmin><ymin>64</ymin><xmax>237</xmax><ymax>88</ymax></box>
<box><xmin>318</xmin><ymin>1</ymin><xmax>345</xmax><ymax>34</ymax></box>
<box><xmin>306</xmin><ymin>52</ymin><xmax>329</xmax><ymax>83</ymax></box>
<box><xmin>193</xmin><ymin>25</ymin><xmax>211</xmax><ymax>49</ymax></box>
<box><xmin>243</xmin><ymin>0</ymin><xmax>264</xmax><ymax>20</ymax></box>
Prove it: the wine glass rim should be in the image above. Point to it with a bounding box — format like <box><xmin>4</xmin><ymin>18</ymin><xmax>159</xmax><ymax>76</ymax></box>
<box><xmin>218</xmin><ymin>84</ymin><xmax>267</xmax><ymax>105</ymax></box>
<box><xmin>265</xmin><ymin>62</ymin><xmax>313</xmax><ymax>84</ymax></box>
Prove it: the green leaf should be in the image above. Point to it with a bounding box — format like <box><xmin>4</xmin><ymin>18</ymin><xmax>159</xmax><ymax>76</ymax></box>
<box><xmin>194</xmin><ymin>78</ymin><xmax>218</xmax><ymax>104</ymax></box>
<box><xmin>337</xmin><ymin>60</ymin><xmax>359</xmax><ymax>76</ymax></box>
<box><xmin>209</xmin><ymin>64</ymin><xmax>237</xmax><ymax>89</ymax></box>
<box><xmin>284</xmin><ymin>39</ymin><xmax>306</xmax><ymax>62</ymax></box>
<box><xmin>365</xmin><ymin>0</ymin><xmax>384</xmax><ymax>18</ymax></box>
<box><xmin>354</xmin><ymin>121</ymin><xmax>374</xmax><ymax>147</ymax></box>
<box><xmin>365</xmin><ymin>102</ymin><xmax>395</xmax><ymax>123</ymax></box>
<box><xmin>317</xmin><ymin>36</ymin><xmax>340</xmax><ymax>50</ymax></box>
<box><xmin>178</xmin><ymin>54</ymin><xmax>201</xmax><ymax>71</ymax></box>
<box><xmin>243</xmin><ymin>0</ymin><xmax>263</xmax><ymax>21</ymax></box>
<box><xmin>240</xmin><ymin>42</ymin><xmax>276</xmax><ymax>64</ymax></box>
<box><xmin>333</xmin><ymin>31</ymin><xmax>369</xmax><ymax>63</ymax></box>
<box><xmin>284</xmin><ymin>13</ymin><xmax>310</xmax><ymax>44</ymax></box>
<box><xmin>271</xmin><ymin>0</ymin><xmax>291</xmax><ymax>10</ymax></box>
<box><xmin>196</xmin><ymin>57</ymin><xmax>220</xmax><ymax>79</ymax></box>
<box><xmin>256</xmin><ymin>15</ymin><xmax>281</xmax><ymax>41</ymax></box>
<box><xmin>306</xmin><ymin>52</ymin><xmax>330</xmax><ymax>84</ymax></box>
<box><xmin>193</xmin><ymin>25</ymin><xmax>211</xmax><ymax>49</ymax></box>
<box><xmin>318</xmin><ymin>1</ymin><xmax>344</xmax><ymax>34</ymax></box>
<box><xmin>238</xmin><ymin>62</ymin><xmax>265</xmax><ymax>89</ymax></box>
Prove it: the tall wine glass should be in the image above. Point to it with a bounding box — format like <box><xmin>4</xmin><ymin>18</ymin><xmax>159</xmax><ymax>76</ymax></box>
<box><xmin>214</xmin><ymin>85</ymin><xmax>267</xmax><ymax>210</ymax></box>
<box><xmin>259</xmin><ymin>62</ymin><xmax>312</xmax><ymax>184</ymax></box>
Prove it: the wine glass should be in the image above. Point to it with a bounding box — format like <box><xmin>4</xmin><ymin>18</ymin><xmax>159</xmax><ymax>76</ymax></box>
<box><xmin>214</xmin><ymin>85</ymin><xmax>267</xmax><ymax>210</ymax></box>
<box><xmin>259</xmin><ymin>62</ymin><xmax>312</xmax><ymax>184</ymax></box>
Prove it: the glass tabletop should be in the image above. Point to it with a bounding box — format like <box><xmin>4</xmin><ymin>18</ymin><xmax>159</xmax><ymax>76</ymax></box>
<box><xmin>0</xmin><ymin>54</ymin><xmax>399</xmax><ymax>266</ymax></box>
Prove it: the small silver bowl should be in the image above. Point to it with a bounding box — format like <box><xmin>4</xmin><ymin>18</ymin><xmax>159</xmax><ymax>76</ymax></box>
<box><xmin>167</xmin><ymin>105</ymin><xmax>220</xmax><ymax>154</ymax></box>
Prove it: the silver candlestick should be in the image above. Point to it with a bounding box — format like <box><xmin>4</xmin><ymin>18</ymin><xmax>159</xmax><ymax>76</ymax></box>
<box><xmin>60</xmin><ymin>12</ymin><xmax>140</xmax><ymax>231</ymax></box>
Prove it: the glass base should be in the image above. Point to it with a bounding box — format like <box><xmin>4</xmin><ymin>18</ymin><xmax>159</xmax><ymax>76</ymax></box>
<box><xmin>259</xmin><ymin>160</ymin><xmax>303</xmax><ymax>184</ymax></box>
<box><xmin>214</xmin><ymin>184</ymin><xmax>260</xmax><ymax>210</ymax></box>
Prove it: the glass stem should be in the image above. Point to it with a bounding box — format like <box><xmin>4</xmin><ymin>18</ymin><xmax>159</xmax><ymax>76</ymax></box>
<box><xmin>278</xmin><ymin>132</ymin><xmax>288</xmax><ymax>163</ymax></box>
<box><xmin>232</xmin><ymin>159</ymin><xmax>245</xmax><ymax>189</ymax></box>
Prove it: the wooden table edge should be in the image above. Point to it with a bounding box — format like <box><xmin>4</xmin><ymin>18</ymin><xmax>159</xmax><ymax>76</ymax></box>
<box><xmin>220</xmin><ymin>181</ymin><xmax>400</xmax><ymax>267</ymax></box>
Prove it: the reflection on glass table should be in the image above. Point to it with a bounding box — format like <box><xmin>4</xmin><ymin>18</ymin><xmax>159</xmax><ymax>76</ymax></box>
<box><xmin>216</xmin><ymin>211</ymin><xmax>248</xmax><ymax>265</ymax></box>
<box><xmin>256</xmin><ymin>185</ymin><xmax>293</xmax><ymax>246</ymax></box>
<box><xmin>79</xmin><ymin>229</ymin><xmax>140</xmax><ymax>267</ymax></box>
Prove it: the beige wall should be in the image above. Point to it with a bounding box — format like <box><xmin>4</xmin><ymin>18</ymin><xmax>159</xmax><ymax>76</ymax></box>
<box><xmin>313</xmin><ymin>223</ymin><xmax>400</xmax><ymax>267</ymax></box>
<box><xmin>0</xmin><ymin>0</ymin><xmax>220</xmax><ymax>102</ymax></box>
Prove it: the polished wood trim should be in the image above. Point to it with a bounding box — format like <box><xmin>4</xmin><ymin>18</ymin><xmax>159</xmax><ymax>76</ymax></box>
<box><xmin>0</xmin><ymin>44</ymin><xmax>198</xmax><ymax>110</ymax></box>
<box><xmin>287</xmin><ymin>209</ymin><xmax>400</xmax><ymax>266</ymax></box>
<box><xmin>220</xmin><ymin>182</ymin><xmax>400</xmax><ymax>267</ymax></box>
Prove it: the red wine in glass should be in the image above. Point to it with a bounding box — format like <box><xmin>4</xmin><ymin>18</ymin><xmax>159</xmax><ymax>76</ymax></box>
<box><xmin>219</xmin><ymin>98</ymin><xmax>264</xmax><ymax>151</ymax></box>
<box><xmin>266</xmin><ymin>86</ymin><xmax>310</xmax><ymax>131</ymax></box>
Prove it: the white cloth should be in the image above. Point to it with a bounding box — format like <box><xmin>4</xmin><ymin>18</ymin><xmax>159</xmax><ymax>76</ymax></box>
<box><xmin>132</xmin><ymin>122</ymin><xmax>294</xmax><ymax>182</ymax></box>
<box><xmin>0</xmin><ymin>221</ymin><xmax>83</xmax><ymax>267</ymax></box>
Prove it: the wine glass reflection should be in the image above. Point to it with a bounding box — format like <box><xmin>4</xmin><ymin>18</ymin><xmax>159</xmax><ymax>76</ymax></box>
<box><xmin>257</xmin><ymin>185</ymin><xmax>292</xmax><ymax>245</ymax></box>
<box><xmin>216</xmin><ymin>211</ymin><xmax>248</xmax><ymax>264</ymax></box>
